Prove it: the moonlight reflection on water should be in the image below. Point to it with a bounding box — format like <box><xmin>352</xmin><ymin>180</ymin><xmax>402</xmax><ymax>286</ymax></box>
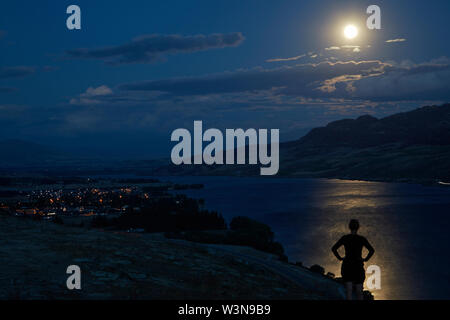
<box><xmin>165</xmin><ymin>176</ymin><xmax>450</xmax><ymax>299</ymax></box>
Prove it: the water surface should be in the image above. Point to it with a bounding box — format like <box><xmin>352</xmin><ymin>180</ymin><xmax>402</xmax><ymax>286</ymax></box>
<box><xmin>164</xmin><ymin>176</ymin><xmax>450</xmax><ymax>300</ymax></box>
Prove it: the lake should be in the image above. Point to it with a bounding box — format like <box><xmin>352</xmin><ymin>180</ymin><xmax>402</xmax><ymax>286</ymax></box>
<box><xmin>163</xmin><ymin>176</ymin><xmax>450</xmax><ymax>300</ymax></box>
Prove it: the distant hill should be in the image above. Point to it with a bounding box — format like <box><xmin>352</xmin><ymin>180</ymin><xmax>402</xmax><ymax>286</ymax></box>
<box><xmin>295</xmin><ymin>104</ymin><xmax>450</xmax><ymax>148</ymax></box>
<box><xmin>151</xmin><ymin>104</ymin><xmax>450</xmax><ymax>183</ymax></box>
<box><xmin>2</xmin><ymin>104</ymin><xmax>450</xmax><ymax>183</ymax></box>
<box><xmin>278</xmin><ymin>104</ymin><xmax>450</xmax><ymax>182</ymax></box>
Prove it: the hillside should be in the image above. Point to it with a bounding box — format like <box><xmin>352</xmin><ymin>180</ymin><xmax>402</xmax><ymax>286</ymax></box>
<box><xmin>3</xmin><ymin>104</ymin><xmax>450</xmax><ymax>183</ymax></box>
<box><xmin>0</xmin><ymin>215</ymin><xmax>344</xmax><ymax>299</ymax></box>
<box><xmin>148</xmin><ymin>104</ymin><xmax>450</xmax><ymax>183</ymax></box>
<box><xmin>279</xmin><ymin>104</ymin><xmax>450</xmax><ymax>182</ymax></box>
<box><xmin>294</xmin><ymin>104</ymin><xmax>450</xmax><ymax>148</ymax></box>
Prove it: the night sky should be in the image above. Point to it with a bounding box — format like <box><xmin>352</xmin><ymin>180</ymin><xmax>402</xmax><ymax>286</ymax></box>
<box><xmin>1</xmin><ymin>0</ymin><xmax>449</xmax><ymax>157</ymax></box>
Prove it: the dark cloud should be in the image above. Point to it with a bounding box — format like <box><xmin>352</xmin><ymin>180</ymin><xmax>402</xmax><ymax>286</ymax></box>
<box><xmin>0</xmin><ymin>66</ymin><xmax>36</xmax><ymax>79</ymax></box>
<box><xmin>66</xmin><ymin>33</ymin><xmax>245</xmax><ymax>65</ymax></box>
<box><xmin>117</xmin><ymin>59</ymin><xmax>450</xmax><ymax>102</ymax></box>
<box><xmin>60</xmin><ymin>58</ymin><xmax>450</xmax><ymax>140</ymax></box>
<box><xmin>118</xmin><ymin>61</ymin><xmax>386</xmax><ymax>97</ymax></box>
<box><xmin>334</xmin><ymin>60</ymin><xmax>450</xmax><ymax>101</ymax></box>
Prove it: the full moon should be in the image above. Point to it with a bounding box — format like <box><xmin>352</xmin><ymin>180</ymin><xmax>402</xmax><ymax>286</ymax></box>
<box><xmin>344</xmin><ymin>24</ymin><xmax>358</xmax><ymax>39</ymax></box>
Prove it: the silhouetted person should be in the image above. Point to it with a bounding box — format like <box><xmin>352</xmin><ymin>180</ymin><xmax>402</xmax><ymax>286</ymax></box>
<box><xmin>332</xmin><ymin>219</ymin><xmax>375</xmax><ymax>300</ymax></box>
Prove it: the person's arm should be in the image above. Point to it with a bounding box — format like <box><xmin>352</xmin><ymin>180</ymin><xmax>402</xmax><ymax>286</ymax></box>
<box><xmin>363</xmin><ymin>238</ymin><xmax>375</xmax><ymax>262</ymax></box>
<box><xmin>331</xmin><ymin>237</ymin><xmax>344</xmax><ymax>261</ymax></box>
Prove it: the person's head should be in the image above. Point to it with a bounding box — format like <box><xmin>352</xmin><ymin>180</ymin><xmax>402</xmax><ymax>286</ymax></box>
<box><xmin>349</xmin><ymin>219</ymin><xmax>360</xmax><ymax>234</ymax></box>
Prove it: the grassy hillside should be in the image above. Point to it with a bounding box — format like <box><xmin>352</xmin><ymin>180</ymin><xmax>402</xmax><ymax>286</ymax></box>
<box><xmin>0</xmin><ymin>215</ymin><xmax>343</xmax><ymax>299</ymax></box>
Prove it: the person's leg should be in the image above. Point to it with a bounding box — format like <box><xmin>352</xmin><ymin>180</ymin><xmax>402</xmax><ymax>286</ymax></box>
<box><xmin>355</xmin><ymin>283</ymin><xmax>364</xmax><ymax>300</ymax></box>
<box><xmin>345</xmin><ymin>282</ymin><xmax>353</xmax><ymax>300</ymax></box>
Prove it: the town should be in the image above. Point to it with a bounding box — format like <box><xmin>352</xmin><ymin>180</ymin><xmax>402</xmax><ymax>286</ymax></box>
<box><xmin>0</xmin><ymin>175</ymin><xmax>287</xmax><ymax>261</ymax></box>
<box><xmin>0</xmin><ymin>176</ymin><xmax>205</xmax><ymax>230</ymax></box>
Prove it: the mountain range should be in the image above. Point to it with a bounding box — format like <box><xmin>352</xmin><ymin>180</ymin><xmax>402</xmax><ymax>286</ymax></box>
<box><xmin>278</xmin><ymin>103</ymin><xmax>450</xmax><ymax>182</ymax></box>
<box><xmin>295</xmin><ymin>104</ymin><xmax>450</xmax><ymax>148</ymax></box>
<box><xmin>151</xmin><ymin>103</ymin><xmax>450</xmax><ymax>183</ymax></box>
<box><xmin>1</xmin><ymin>103</ymin><xmax>450</xmax><ymax>183</ymax></box>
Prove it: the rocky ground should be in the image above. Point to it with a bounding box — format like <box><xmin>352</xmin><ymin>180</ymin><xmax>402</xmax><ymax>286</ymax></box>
<box><xmin>0</xmin><ymin>215</ymin><xmax>344</xmax><ymax>300</ymax></box>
